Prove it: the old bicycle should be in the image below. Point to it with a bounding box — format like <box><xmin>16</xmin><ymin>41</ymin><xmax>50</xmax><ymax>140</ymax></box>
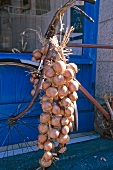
<box><xmin>0</xmin><ymin>0</ymin><xmax>113</xmax><ymax>169</ymax></box>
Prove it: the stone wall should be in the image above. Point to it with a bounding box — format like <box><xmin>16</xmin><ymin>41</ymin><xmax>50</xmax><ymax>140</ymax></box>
<box><xmin>96</xmin><ymin>0</ymin><xmax>113</xmax><ymax>102</ymax></box>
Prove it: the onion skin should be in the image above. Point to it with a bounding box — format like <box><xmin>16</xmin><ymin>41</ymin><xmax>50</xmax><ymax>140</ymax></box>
<box><xmin>39</xmin><ymin>157</ymin><xmax>52</xmax><ymax>168</ymax></box>
<box><xmin>68</xmin><ymin>91</ymin><xmax>78</xmax><ymax>102</ymax></box>
<box><xmin>61</xmin><ymin>117</ymin><xmax>69</xmax><ymax>126</ymax></box>
<box><xmin>57</xmin><ymin>134</ymin><xmax>70</xmax><ymax>144</ymax></box>
<box><xmin>38</xmin><ymin>134</ymin><xmax>47</xmax><ymax>143</ymax></box>
<box><xmin>43</xmin><ymin>151</ymin><xmax>53</xmax><ymax>162</ymax></box>
<box><xmin>41</xmin><ymin>95</ymin><xmax>53</xmax><ymax>103</ymax></box>
<box><xmin>44</xmin><ymin>140</ymin><xmax>53</xmax><ymax>151</ymax></box>
<box><xmin>30</xmin><ymin>77</ymin><xmax>35</xmax><ymax>83</ymax></box>
<box><xmin>34</xmin><ymin>79</ymin><xmax>39</xmax><ymax>85</ymax></box>
<box><xmin>31</xmin><ymin>57</ymin><xmax>37</xmax><ymax>62</ymax></box>
<box><xmin>58</xmin><ymin>85</ymin><xmax>68</xmax><ymax>99</ymax></box>
<box><xmin>66</xmin><ymin>63</ymin><xmax>78</xmax><ymax>73</ymax></box>
<box><xmin>65</xmin><ymin>106</ymin><xmax>74</xmax><ymax>117</ymax></box>
<box><xmin>53</xmin><ymin>60</ymin><xmax>66</xmax><ymax>74</ymax></box>
<box><xmin>68</xmin><ymin>80</ymin><xmax>79</xmax><ymax>92</ymax></box>
<box><xmin>61</xmin><ymin>126</ymin><xmax>69</xmax><ymax>135</ymax></box>
<box><xmin>42</xmin><ymin>81</ymin><xmax>51</xmax><ymax>90</ymax></box>
<box><xmin>52</xmin><ymin>74</ymin><xmax>65</xmax><ymax>87</ymax></box>
<box><xmin>38</xmin><ymin>123</ymin><xmax>49</xmax><ymax>134</ymax></box>
<box><xmin>64</xmin><ymin>69</ymin><xmax>74</xmax><ymax>80</ymax></box>
<box><xmin>37</xmin><ymin>142</ymin><xmax>44</xmax><ymax>150</ymax></box>
<box><xmin>42</xmin><ymin>101</ymin><xmax>52</xmax><ymax>112</ymax></box>
<box><xmin>31</xmin><ymin>89</ymin><xmax>35</xmax><ymax>96</ymax></box>
<box><xmin>67</xmin><ymin>114</ymin><xmax>75</xmax><ymax>122</ymax></box>
<box><xmin>45</xmin><ymin>67</ymin><xmax>55</xmax><ymax>78</ymax></box>
<box><xmin>60</xmin><ymin>109</ymin><xmax>65</xmax><ymax>116</ymax></box>
<box><xmin>60</xmin><ymin>97</ymin><xmax>72</xmax><ymax>108</ymax></box>
<box><xmin>40</xmin><ymin>113</ymin><xmax>51</xmax><ymax>123</ymax></box>
<box><xmin>68</xmin><ymin>122</ymin><xmax>73</xmax><ymax>130</ymax></box>
<box><xmin>46</xmin><ymin>87</ymin><xmax>58</xmax><ymax>99</ymax></box>
<box><xmin>48</xmin><ymin>128</ymin><xmax>60</xmax><ymax>139</ymax></box>
<box><xmin>33</xmin><ymin>49</ymin><xmax>42</xmax><ymax>59</ymax></box>
<box><xmin>51</xmin><ymin>116</ymin><xmax>61</xmax><ymax>127</ymax></box>
<box><xmin>32</xmin><ymin>73</ymin><xmax>37</xmax><ymax>78</ymax></box>
<box><xmin>52</xmin><ymin>104</ymin><xmax>61</xmax><ymax>115</ymax></box>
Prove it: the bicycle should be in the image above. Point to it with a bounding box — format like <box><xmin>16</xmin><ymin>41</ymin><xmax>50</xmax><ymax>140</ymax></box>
<box><xmin>0</xmin><ymin>0</ymin><xmax>113</xmax><ymax>169</ymax></box>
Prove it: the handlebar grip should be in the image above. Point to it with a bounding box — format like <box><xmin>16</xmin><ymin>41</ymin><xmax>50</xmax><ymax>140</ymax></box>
<box><xmin>83</xmin><ymin>0</ymin><xmax>96</xmax><ymax>4</ymax></box>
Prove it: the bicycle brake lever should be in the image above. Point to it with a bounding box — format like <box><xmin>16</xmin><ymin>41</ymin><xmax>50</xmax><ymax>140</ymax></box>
<box><xmin>83</xmin><ymin>0</ymin><xmax>96</xmax><ymax>4</ymax></box>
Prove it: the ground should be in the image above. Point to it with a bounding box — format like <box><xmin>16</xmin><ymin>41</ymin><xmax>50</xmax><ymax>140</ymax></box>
<box><xmin>1</xmin><ymin>136</ymin><xmax>113</xmax><ymax>170</ymax></box>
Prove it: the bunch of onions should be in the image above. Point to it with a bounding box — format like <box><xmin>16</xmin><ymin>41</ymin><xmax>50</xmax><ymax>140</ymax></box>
<box><xmin>30</xmin><ymin>45</ymin><xmax>49</xmax><ymax>97</ymax></box>
<box><xmin>36</xmin><ymin>45</ymin><xmax>79</xmax><ymax>169</ymax></box>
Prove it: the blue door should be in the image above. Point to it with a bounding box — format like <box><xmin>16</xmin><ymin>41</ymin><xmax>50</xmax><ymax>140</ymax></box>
<box><xmin>69</xmin><ymin>0</ymin><xmax>100</xmax><ymax>132</ymax></box>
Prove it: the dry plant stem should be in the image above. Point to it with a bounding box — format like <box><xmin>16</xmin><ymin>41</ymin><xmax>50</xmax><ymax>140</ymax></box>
<box><xmin>61</xmin><ymin>27</ymin><xmax>74</xmax><ymax>48</ymax></box>
<box><xmin>45</xmin><ymin>0</ymin><xmax>76</xmax><ymax>38</ymax></box>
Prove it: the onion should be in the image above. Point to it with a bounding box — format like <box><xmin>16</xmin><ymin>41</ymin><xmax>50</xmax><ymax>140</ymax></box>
<box><xmin>40</xmin><ymin>113</ymin><xmax>51</xmax><ymax>123</ymax></box>
<box><xmin>51</xmin><ymin>141</ymin><xmax>55</xmax><ymax>150</ymax></box>
<box><xmin>42</xmin><ymin>101</ymin><xmax>52</xmax><ymax>112</ymax></box>
<box><xmin>64</xmin><ymin>69</ymin><xmax>74</xmax><ymax>79</ymax></box>
<box><xmin>42</xmin><ymin>80</ymin><xmax>51</xmax><ymax>90</ymax></box>
<box><xmin>53</xmin><ymin>60</ymin><xmax>66</xmax><ymax>74</ymax></box>
<box><xmin>61</xmin><ymin>126</ymin><xmax>69</xmax><ymax>135</ymax></box>
<box><xmin>68</xmin><ymin>91</ymin><xmax>78</xmax><ymax>102</ymax></box>
<box><xmin>52</xmin><ymin>104</ymin><xmax>61</xmax><ymax>115</ymax></box>
<box><xmin>68</xmin><ymin>80</ymin><xmax>79</xmax><ymax>92</ymax></box>
<box><xmin>31</xmin><ymin>89</ymin><xmax>35</xmax><ymax>96</ymax></box>
<box><xmin>33</xmin><ymin>49</ymin><xmax>42</xmax><ymax>59</ymax></box>
<box><xmin>48</xmin><ymin>128</ymin><xmax>60</xmax><ymax>139</ymax></box>
<box><xmin>66</xmin><ymin>63</ymin><xmax>78</xmax><ymax>73</ymax></box>
<box><xmin>70</xmin><ymin>102</ymin><xmax>74</xmax><ymax>109</ymax></box>
<box><xmin>51</xmin><ymin>116</ymin><xmax>61</xmax><ymax>127</ymax></box>
<box><xmin>34</xmin><ymin>78</ymin><xmax>39</xmax><ymax>85</ymax></box>
<box><xmin>45</xmin><ymin>67</ymin><xmax>55</xmax><ymax>78</ymax></box>
<box><xmin>68</xmin><ymin>122</ymin><xmax>73</xmax><ymax>130</ymax></box>
<box><xmin>46</xmin><ymin>87</ymin><xmax>58</xmax><ymax>99</ymax></box>
<box><xmin>37</xmin><ymin>142</ymin><xmax>44</xmax><ymax>150</ymax></box>
<box><xmin>58</xmin><ymin>85</ymin><xmax>68</xmax><ymax>99</ymax></box>
<box><xmin>54</xmin><ymin>95</ymin><xmax>59</xmax><ymax>101</ymax></box>
<box><xmin>44</xmin><ymin>140</ymin><xmax>54</xmax><ymax>151</ymax></box>
<box><xmin>39</xmin><ymin>157</ymin><xmax>52</xmax><ymax>168</ymax></box>
<box><xmin>57</xmin><ymin>134</ymin><xmax>70</xmax><ymax>144</ymax></box>
<box><xmin>31</xmin><ymin>57</ymin><xmax>37</xmax><ymax>61</ymax></box>
<box><xmin>30</xmin><ymin>77</ymin><xmax>35</xmax><ymax>83</ymax></box>
<box><xmin>38</xmin><ymin>123</ymin><xmax>49</xmax><ymax>134</ymax></box>
<box><xmin>60</xmin><ymin>97</ymin><xmax>72</xmax><ymax>108</ymax></box>
<box><xmin>60</xmin><ymin>109</ymin><xmax>65</xmax><ymax>116</ymax></box>
<box><xmin>43</xmin><ymin>151</ymin><xmax>53</xmax><ymax>162</ymax></box>
<box><xmin>67</xmin><ymin>114</ymin><xmax>74</xmax><ymax>122</ymax></box>
<box><xmin>41</xmin><ymin>95</ymin><xmax>53</xmax><ymax>103</ymax></box>
<box><xmin>65</xmin><ymin>106</ymin><xmax>74</xmax><ymax>117</ymax></box>
<box><xmin>38</xmin><ymin>134</ymin><xmax>47</xmax><ymax>143</ymax></box>
<box><xmin>61</xmin><ymin>117</ymin><xmax>69</xmax><ymax>126</ymax></box>
<box><xmin>52</xmin><ymin>75</ymin><xmax>65</xmax><ymax>87</ymax></box>
<box><xmin>32</xmin><ymin>73</ymin><xmax>37</xmax><ymax>78</ymax></box>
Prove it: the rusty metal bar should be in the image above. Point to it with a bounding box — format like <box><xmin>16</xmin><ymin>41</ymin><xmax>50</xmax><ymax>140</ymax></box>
<box><xmin>67</xmin><ymin>43</ymin><xmax>113</xmax><ymax>49</ymax></box>
<box><xmin>79</xmin><ymin>84</ymin><xmax>110</xmax><ymax>120</ymax></box>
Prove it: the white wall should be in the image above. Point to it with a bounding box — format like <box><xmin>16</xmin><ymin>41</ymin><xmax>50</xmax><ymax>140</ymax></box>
<box><xmin>96</xmin><ymin>0</ymin><xmax>113</xmax><ymax>102</ymax></box>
